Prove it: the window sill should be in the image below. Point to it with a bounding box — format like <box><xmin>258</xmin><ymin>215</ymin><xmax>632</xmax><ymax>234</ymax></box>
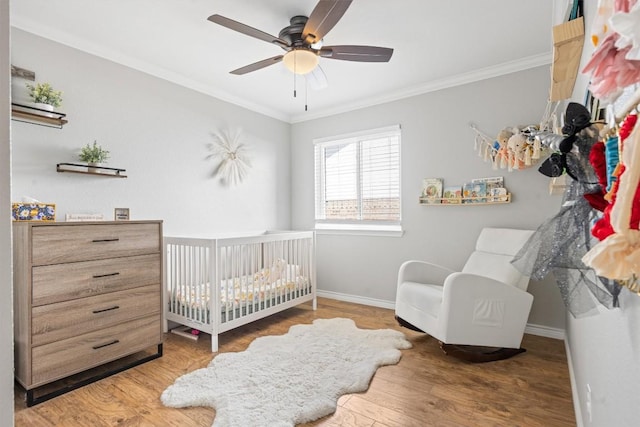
<box><xmin>314</xmin><ymin>223</ymin><xmax>404</xmax><ymax>237</ymax></box>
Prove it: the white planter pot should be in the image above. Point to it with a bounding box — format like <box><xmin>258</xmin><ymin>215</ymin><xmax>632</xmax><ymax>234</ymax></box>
<box><xmin>34</xmin><ymin>102</ymin><xmax>54</xmax><ymax>111</ymax></box>
<box><xmin>87</xmin><ymin>162</ymin><xmax>102</xmax><ymax>173</ymax></box>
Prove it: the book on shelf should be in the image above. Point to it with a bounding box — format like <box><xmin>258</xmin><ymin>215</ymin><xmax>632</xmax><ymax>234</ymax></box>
<box><xmin>462</xmin><ymin>181</ymin><xmax>487</xmax><ymax>203</ymax></box>
<box><xmin>473</xmin><ymin>176</ymin><xmax>503</xmax><ymax>191</ymax></box>
<box><xmin>472</xmin><ymin>176</ymin><xmax>506</xmax><ymax>202</ymax></box>
<box><xmin>490</xmin><ymin>187</ymin><xmax>509</xmax><ymax>202</ymax></box>
<box><xmin>442</xmin><ymin>186</ymin><xmax>462</xmax><ymax>204</ymax></box>
<box><xmin>421</xmin><ymin>178</ymin><xmax>443</xmax><ymax>204</ymax></box>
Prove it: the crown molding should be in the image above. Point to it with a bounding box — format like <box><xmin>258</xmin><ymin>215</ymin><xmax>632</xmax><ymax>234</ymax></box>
<box><xmin>290</xmin><ymin>52</ymin><xmax>553</xmax><ymax>123</ymax></box>
<box><xmin>12</xmin><ymin>15</ymin><xmax>551</xmax><ymax>125</ymax></box>
<box><xmin>10</xmin><ymin>18</ymin><xmax>291</xmax><ymax>123</ymax></box>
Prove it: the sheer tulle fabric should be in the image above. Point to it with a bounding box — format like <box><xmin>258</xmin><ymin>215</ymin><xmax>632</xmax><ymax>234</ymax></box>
<box><xmin>512</xmin><ymin>127</ymin><xmax>622</xmax><ymax>317</ymax></box>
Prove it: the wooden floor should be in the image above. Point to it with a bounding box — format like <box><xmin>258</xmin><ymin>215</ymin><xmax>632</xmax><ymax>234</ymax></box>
<box><xmin>14</xmin><ymin>298</ymin><xmax>576</xmax><ymax>426</ymax></box>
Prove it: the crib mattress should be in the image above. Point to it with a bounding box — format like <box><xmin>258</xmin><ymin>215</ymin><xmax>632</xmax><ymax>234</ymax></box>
<box><xmin>170</xmin><ymin>278</ymin><xmax>310</xmax><ymax>324</ymax></box>
<box><xmin>170</xmin><ymin>260</ymin><xmax>309</xmax><ymax>308</ymax></box>
<box><xmin>174</xmin><ymin>276</ymin><xmax>307</xmax><ymax>308</ymax></box>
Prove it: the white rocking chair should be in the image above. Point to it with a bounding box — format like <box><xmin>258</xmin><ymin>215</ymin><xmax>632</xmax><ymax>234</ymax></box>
<box><xmin>395</xmin><ymin>227</ymin><xmax>535</xmax><ymax>362</ymax></box>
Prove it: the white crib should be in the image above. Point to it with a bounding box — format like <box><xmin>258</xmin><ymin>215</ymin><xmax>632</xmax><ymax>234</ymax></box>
<box><xmin>164</xmin><ymin>231</ymin><xmax>316</xmax><ymax>351</ymax></box>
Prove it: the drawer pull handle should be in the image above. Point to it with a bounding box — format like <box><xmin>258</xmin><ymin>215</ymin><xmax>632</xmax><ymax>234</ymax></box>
<box><xmin>92</xmin><ymin>272</ymin><xmax>120</xmax><ymax>279</ymax></box>
<box><xmin>92</xmin><ymin>238</ymin><xmax>120</xmax><ymax>243</ymax></box>
<box><xmin>92</xmin><ymin>305</ymin><xmax>120</xmax><ymax>314</ymax></box>
<box><xmin>92</xmin><ymin>339</ymin><xmax>120</xmax><ymax>350</ymax></box>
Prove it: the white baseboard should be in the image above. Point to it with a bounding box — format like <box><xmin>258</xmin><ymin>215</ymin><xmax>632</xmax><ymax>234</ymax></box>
<box><xmin>565</xmin><ymin>337</ymin><xmax>584</xmax><ymax>427</ymax></box>
<box><xmin>316</xmin><ymin>290</ymin><xmax>396</xmax><ymax>310</ymax></box>
<box><xmin>524</xmin><ymin>323</ymin><xmax>566</xmax><ymax>340</ymax></box>
<box><xmin>317</xmin><ymin>290</ymin><xmax>567</xmax><ymax>339</ymax></box>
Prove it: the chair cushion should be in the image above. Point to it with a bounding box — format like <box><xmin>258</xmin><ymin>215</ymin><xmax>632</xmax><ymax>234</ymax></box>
<box><xmin>475</xmin><ymin>228</ymin><xmax>534</xmax><ymax>256</ymax></box>
<box><xmin>395</xmin><ymin>281</ymin><xmax>444</xmax><ymax>335</ymax></box>
<box><xmin>397</xmin><ymin>281</ymin><xmax>443</xmax><ymax>316</ymax></box>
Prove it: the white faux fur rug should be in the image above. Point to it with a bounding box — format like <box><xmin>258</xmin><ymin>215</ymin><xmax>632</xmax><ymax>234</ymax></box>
<box><xmin>161</xmin><ymin>317</ymin><xmax>411</xmax><ymax>427</ymax></box>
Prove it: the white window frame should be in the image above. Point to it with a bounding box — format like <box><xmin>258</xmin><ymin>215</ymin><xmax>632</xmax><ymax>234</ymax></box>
<box><xmin>314</xmin><ymin>124</ymin><xmax>402</xmax><ymax>236</ymax></box>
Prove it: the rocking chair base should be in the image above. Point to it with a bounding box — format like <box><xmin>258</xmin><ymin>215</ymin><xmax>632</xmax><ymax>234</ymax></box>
<box><xmin>395</xmin><ymin>316</ymin><xmax>525</xmax><ymax>362</ymax></box>
<box><xmin>395</xmin><ymin>315</ymin><xmax>424</xmax><ymax>332</ymax></box>
<box><xmin>439</xmin><ymin>342</ymin><xmax>526</xmax><ymax>363</ymax></box>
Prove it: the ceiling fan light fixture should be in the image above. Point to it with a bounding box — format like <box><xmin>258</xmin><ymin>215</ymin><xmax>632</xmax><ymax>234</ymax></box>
<box><xmin>283</xmin><ymin>49</ymin><xmax>319</xmax><ymax>75</ymax></box>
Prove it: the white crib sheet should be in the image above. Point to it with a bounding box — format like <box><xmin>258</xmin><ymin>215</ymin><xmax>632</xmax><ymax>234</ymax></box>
<box><xmin>171</xmin><ymin>263</ymin><xmax>309</xmax><ymax>312</ymax></box>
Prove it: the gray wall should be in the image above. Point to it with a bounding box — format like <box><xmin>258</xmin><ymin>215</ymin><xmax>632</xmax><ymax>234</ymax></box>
<box><xmin>11</xmin><ymin>29</ymin><xmax>291</xmax><ymax>237</ymax></box>
<box><xmin>1</xmin><ymin>0</ymin><xmax>15</xmax><ymax>424</ymax></box>
<box><xmin>291</xmin><ymin>65</ymin><xmax>566</xmax><ymax>330</ymax></box>
<box><xmin>563</xmin><ymin>1</ymin><xmax>640</xmax><ymax>425</ymax></box>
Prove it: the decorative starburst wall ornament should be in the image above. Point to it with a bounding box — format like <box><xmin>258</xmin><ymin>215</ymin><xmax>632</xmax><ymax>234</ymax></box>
<box><xmin>206</xmin><ymin>128</ymin><xmax>251</xmax><ymax>185</ymax></box>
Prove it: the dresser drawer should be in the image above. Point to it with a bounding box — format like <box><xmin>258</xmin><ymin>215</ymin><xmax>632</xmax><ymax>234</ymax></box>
<box><xmin>31</xmin><ymin>315</ymin><xmax>161</xmax><ymax>387</ymax></box>
<box><xmin>32</xmin><ymin>254</ymin><xmax>160</xmax><ymax>306</ymax></box>
<box><xmin>31</xmin><ymin>223</ymin><xmax>160</xmax><ymax>265</ymax></box>
<box><xmin>32</xmin><ymin>284</ymin><xmax>161</xmax><ymax>346</ymax></box>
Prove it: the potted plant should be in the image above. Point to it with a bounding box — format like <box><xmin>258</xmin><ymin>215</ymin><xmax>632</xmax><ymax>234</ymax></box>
<box><xmin>25</xmin><ymin>82</ymin><xmax>63</xmax><ymax>111</ymax></box>
<box><xmin>79</xmin><ymin>141</ymin><xmax>110</xmax><ymax>171</ymax></box>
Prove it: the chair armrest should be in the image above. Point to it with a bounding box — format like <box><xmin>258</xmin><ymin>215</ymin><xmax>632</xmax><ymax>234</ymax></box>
<box><xmin>397</xmin><ymin>260</ymin><xmax>455</xmax><ymax>289</ymax></box>
<box><xmin>443</xmin><ymin>272</ymin><xmax>532</xmax><ymax>301</ymax></box>
<box><xmin>439</xmin><ymin>272</ymin><xmax>534</xmax><ymax>348</ymax></box>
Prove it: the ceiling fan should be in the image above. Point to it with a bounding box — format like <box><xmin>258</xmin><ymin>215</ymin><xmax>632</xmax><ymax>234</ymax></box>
<box><xmin>207</xmin><ymin>0</ymin><xmax>393</xmax><ymax>81</ymax></box>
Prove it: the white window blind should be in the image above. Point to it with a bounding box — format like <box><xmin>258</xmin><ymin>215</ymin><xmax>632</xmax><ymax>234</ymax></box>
<box><xmin>314</xmin><ymin>125</ymin><xmax>401</xmax><ymax>230</ymax></box>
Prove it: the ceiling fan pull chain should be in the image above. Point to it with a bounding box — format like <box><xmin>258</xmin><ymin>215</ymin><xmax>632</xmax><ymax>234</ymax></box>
<box><xmin>293</xmin><ymin>52</ymin><xmax>297</xmax><ymax>98</ymax></box>
<box><xmin>305</xmin><ymin>79</ymin><xmax>308</xmax><ymax>111</ymax></box>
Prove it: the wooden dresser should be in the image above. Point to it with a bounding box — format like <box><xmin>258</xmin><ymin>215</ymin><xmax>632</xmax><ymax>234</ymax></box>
<box><xmin>13</xmin><ymin>220</ymin><xmax>163</xmax><ymax>405</ymax></box>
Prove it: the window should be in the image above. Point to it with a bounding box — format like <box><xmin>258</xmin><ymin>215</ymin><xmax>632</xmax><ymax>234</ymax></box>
<box><xmin>314</xmin><ymin>125</ymin><xmax>401</xmax><ymax>233</ymax></box>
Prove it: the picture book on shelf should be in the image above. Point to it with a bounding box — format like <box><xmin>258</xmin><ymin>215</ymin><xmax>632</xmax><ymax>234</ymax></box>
<box><xmin>462</xmin><ymin>181</ymin><xmax>487</xmax><ymax>203</ymax></box>
<box><xmin>473</xmin><ymin>176</ymin><xmax>504</xmax><ymax>191</ymax></box>
<box><xmin>421</xmin><ymin>178</ymin><xmax>443</xmax><ymax>204</ymax></box>
<box><xmin>442</xmin><ymin>186</ymin><xmax>462</xmax><ymax>204</ymax></box>
<box><xmin>490</xmin><ymin>187</ymin><xmax>509</xmax><ymax>202</ymax></box>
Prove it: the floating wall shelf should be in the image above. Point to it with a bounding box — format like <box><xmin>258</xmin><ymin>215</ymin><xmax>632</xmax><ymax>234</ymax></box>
<box><xmin>11</xmin><ymin>103</ymin><xmax>68</xmax><ymax>129</ymax></box>
<box><xmin>419</xmin><ymin>194</ymin><xmax>512</xmax><ymax>205</ymax></box>
<box><xmin>56</xmin><ymin>163</ymin><xmax>127</xmax><ymax>178</ymax></box>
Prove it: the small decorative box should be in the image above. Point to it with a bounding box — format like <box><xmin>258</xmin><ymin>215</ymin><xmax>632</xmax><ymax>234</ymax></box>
<box><xmin>12</xmin><ymin>203</ymin><xmax>56</xmax><ymax>221</ymax></box>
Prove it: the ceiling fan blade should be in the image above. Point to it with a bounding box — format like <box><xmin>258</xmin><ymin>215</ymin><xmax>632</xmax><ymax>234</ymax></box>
<box><xmin>230</xmin><ymin>55</ymin><xmax>284</xmax><ymax>75</ymax></box>
<box><xmin>306</xmin><ymin>65</ymin><xmax>328</xmax><ymax>90</ymax></box>
<box><xmin>319</xmin><ymin>45</ymin><xmax>393</xmax><ymax>62</ymax></box>
<box><xmin>208</xmin><ymin>14</ymin><xmax>289</xmax><ymax>48</ymax></box>
<box><xmin>302</xmin><ymin>0</ymin><xmax>353</xmax><ymax>45</ymax></box>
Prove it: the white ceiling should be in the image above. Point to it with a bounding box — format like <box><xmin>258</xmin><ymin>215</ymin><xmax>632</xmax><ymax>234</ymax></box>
<box><xmin>11</xmin><ymin>0</ymin><xmax>554</xmax><ymax>123</ymax></box>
